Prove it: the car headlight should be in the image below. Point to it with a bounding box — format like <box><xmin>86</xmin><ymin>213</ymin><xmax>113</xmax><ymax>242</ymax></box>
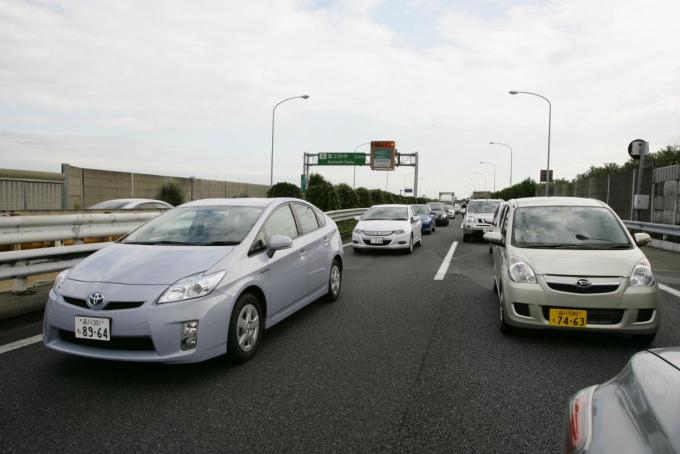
<box><xmin>53</xmin><ymin>269</ymin><xmax>69</xmax><ymax>295</ymax></box>
<box><xmin>439</xmin><ymin>214</ymin><xmax>447</xmax><ymax>219</ymax></box>
<box><xmin>158</xmin><ymin>270</ymin><xmax>226</xmax><ymax>304</ymax></box>
<box><xmin>353</xmin><ymin>228</ymin><xmax>364</xmax><ymax>235</ymax></box>
<box><xmin>466</xmin><ymin>216</ymin><xmax>475</xmax><ymax>223</ymax></box>
<box><xmin>393</xmin><ymin>229</ymin><xmax>406</xmax><ymax>234</ymax></box>
<box><xmin>630</xmin><ymin>258</ymin><xmax>655</xmax><ymax>287</ymax></box>
<box><xmin>508</xmin><ymin>256</ymin><xmax>537</xmax><ymax>284</ymax></box>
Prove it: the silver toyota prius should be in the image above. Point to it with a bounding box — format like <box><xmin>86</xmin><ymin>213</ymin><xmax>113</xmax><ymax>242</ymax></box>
<box><xmin>43</xmin><ymin>198</ymin><xmax>344</xmax><ymax>364</ymax></box>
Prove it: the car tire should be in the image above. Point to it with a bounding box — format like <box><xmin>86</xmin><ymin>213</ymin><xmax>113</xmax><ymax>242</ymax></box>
<box><xmin>489</xmin><ymin>245</ymin><xmax>493</xmax><ymax>254</ymax></box>
<box><xmin>432</xmin><ymin>226</ymin><xmax>435</xmax><ymax>233</ymax></box>
<box><xmin>463</xmin><ymin>233</ymin><xmax>469</xmax><ymax>242</ymax></box>
<box><xmin>493</xmin><ymin>278</ymin><xmax>498</xmax><ymax>293</ymax></box>
<box><xmin>632</xmin><ymin>333</ymin><xmax>656</xmax><ymax>346</ymax></box>
<box><xmin>227</xmin><ymin>292</ymin><xmax>264</xmax><ymax>363</ymax></box>
<box><xmin>324</xmin><ymin>259</ymin><xmax>342</xmax><ymax>303</ymax></box>
<box><xmin>499</xmin><ymin>290</ymin><xmax>515</xmax><ymax>335</ymax></box>
<box><xmin>405</xmin><ymin>235</ymin><xmax>413</xmax><ymax>254</ymax></box>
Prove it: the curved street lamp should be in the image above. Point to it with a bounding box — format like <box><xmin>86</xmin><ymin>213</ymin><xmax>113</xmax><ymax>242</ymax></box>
<box><xmin>509</xmin><ymin>90</ymin><xmax>551</xmax><ymax>196</ymax></box>
<box><xmin>480</xmin><ymin>161</ymin><xmax>496</xmax><ymax>192</ymax></box>
<box><xmin>270</xmin><ymin>95</ymin><xmax>310</xmax><ymax>187</ymax></box>
<box><xmin>489</xmin><ymin>141</ymin><xmax>513</xmax><ymax>187</ymax></box>
<box><xmin>473</xmin><ymin>172</ymin><xmax>487</xmax><ymax>191</ymax></box>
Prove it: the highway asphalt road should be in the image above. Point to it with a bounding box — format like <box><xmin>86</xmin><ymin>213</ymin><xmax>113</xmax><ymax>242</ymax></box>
<box><xmin>1</xmin><ymin>222</ymin><xmax>680</xmax><ymax>453</ymax></box>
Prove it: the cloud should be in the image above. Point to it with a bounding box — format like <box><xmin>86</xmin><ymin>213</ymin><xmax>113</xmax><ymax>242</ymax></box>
<box><xmin>0</xmin><ymin>0</ymin><xmax>678</xmax><ymax>197</ymax></box>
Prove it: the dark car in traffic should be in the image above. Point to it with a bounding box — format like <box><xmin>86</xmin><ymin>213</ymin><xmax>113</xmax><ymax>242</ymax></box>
<box><xmin>427</xmin><ymin>202</ymin><xmax>449</xmax><ymax>226</ymax></box>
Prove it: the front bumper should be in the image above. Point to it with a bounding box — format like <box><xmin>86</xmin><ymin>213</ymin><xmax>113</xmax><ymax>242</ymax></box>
<box><xmin>43</xmin><ymin>286</ymin><xmax>235</xmax><ymax>364</ymax></box>
<box><xmin>463</xmin><ymin>223</ymin><xmax>493</xmax><ymax>236</ymax></box>
<box><xmin>501</xmin><ymin>276</ymin><xmax>659</xmax><ymax>334</ymax></box>
<box><xmin>352</xmin><ymin>231</ymin><xmax>411</xmax><ymax>249</ymax></box>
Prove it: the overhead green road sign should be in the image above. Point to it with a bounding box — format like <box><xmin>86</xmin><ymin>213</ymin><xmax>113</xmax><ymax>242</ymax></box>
<box><xmin>318</xmin><ymin>153</ymin><xmax>366</xmax><ymax>166</ymax></box>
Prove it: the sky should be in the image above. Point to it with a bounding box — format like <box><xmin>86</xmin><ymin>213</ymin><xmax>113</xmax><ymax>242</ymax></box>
<box><xmin>1</xmin><ymin>0</ymin><xmax>679</xmax><ymax>199</ymax></box>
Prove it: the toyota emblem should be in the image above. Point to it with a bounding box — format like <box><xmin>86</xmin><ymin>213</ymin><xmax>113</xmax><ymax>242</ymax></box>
<box><xmin>575</xmin><ymin>279</ymin><xmax>592</xmax><ymax>288</ymax></box>
<box><xmin>87</xmin><ymin>292</ymin><xmax>106</xmax><ymax>309</ymax></box>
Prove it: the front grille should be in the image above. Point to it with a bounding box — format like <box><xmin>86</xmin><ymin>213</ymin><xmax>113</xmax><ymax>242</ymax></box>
<box><xmin>58</xmin><ymin>330</ymin><xmax>155</xmax><ymax>351</ymax></box>
<box><xmin>62</xmin><ymin>296</ymin><xmax>145</xmax><ymax>310</ymax></box>
<box><xmin>547</xmin><ymin>283</ymin><xmax>620</xmax><ymax>294</ymax></box>
<box><xmin>364</xmin><ymin>231</ymin><xmax>393</xmax><ymax>236</ymax></box>
<box><xmin>542</xmin><ymin>307</ymin><xmax>623</xmax><ymax>325</ymax></box>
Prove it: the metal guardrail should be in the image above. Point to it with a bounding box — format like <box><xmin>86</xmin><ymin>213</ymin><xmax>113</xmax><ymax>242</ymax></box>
<box><xmin>0</xmin><ymin>208</ymin><xmax>367</xmax><ymax>292</ymax></box>
<box><xmin>623</xmin><ymin>220</ymin><xmax>680</xmax><ymax>238</ymax></box>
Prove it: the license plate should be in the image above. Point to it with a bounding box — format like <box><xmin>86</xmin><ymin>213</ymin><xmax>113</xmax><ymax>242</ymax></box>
<box><xmin>369</xmin><ymin>237</ymin><xmax>384</xmax><ymax>244</ymax></box>
<box><xmin>548</xmin><ymin>308</ymin><xmax>587</xmax><ymax>328</ymax></box>
<box><xmin>75</xmin><ymin>316</ymin><xmax>111</xmax><ymax>341</ymax></box>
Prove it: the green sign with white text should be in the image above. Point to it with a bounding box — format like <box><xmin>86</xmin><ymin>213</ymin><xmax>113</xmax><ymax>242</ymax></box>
<box><xmin>317</xmin><ymin>153</ymin><xmax>366</xmax><ymax>166</ymax></box>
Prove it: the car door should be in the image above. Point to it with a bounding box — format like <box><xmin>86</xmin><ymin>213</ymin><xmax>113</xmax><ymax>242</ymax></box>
<box><xmin>251</xmin><ymin>203</ymin><xmax>308</xmax><ymax>317</ymax></box>
<box><xmin>291</xmin><ymin>202</ymin><xmax>329</xmax><ymax>292</ymax></box>
<box><xmin>409</xmin><ymin>207</ymin><xmax>421</xmax><ymax>243</ymax></box>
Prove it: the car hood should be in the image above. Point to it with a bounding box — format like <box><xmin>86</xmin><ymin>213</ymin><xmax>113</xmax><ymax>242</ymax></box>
<box><xmin>357</xmin><ymin>219</ymin><xmax>410</xmax><ymax>232</ymax></box>
<box><xmin>511</xmin><ymin>247</ymin><xmax>642</xmax><ymax>277</ymax></box>
<box><xmin>467</xmin><ymin>212</ymin><xmax>494</xmax><ymax>222</ymax></box>
<box><xmin>67</xmin><ymin>243</ymin><xmax>233</xmax><ymax>285</ymax></box>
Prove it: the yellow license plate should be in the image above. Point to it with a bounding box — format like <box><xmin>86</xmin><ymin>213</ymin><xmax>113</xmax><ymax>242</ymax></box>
<box><xmin>549</xmin><ymin>308</ymin><xmax>587</xmax><ymax>327</ymax></box>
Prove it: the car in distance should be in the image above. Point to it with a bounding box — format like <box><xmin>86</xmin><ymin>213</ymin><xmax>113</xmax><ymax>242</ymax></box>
<box><xmin>412</xmin><ymin>204</ymin><xmax>436</xmax><ymax>234</ymax></box>
<box><xmin>427</xmin><ymin>202</ymin><xmax>450</xmax><ymax>226</ymax></box>
<box><xmin>352</xmin><ymin>204</ymin><xmax>422</xmax><ymax>253</ymax></box>
<box><xmin>563</xmin><ymin>348</ymin><xmax>680</xmax><ymax>454</ymax></box>
<box><xmin>463</xmin><ymin>199</ymin><xmax>502</xmax><ymax>241</ymax></box>
<box><xmin>445</xmin><ymin>204</ymin><xmax>456</xmax><ymax>219</ymax></box>
<box><xmin>43</xmin><ymin>198</ymin><xmax>344</xmax><ymax>364</ymax></box>
<box><xmin>485</xmin><ymin>197</ymin><xmax>658</xmax><ymax>344</ymax></box>
<box><xmin>89</xmin><ymin>198</ymin><xmax>173</xmax><ymax>209</ymax></box>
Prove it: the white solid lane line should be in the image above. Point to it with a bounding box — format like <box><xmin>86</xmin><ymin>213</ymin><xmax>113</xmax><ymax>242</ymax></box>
<box><xmin>0</xmin><ymin>334</ymin><xmax>42</xmax><ymax>355</ymax></box>
<box><xmin>434</xmin><ymin>240</ymin><xmax>458</xmax><ymax>281</ymax></box>
<box><xmin>659</xmin><ymin>283</ymin><xmax>680</xmax><ymax>299</ymax></box>
<box><xmin>343</xmin><ymin>242</ymin><xmax>352</xmax><ymax>248</ymax></box>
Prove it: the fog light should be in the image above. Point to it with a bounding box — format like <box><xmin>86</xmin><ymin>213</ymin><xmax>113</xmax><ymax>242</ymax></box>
<box><xmin>181</xmin><ymin>320</ymin><xmax>199</xmax><ymax>350</ymax></box>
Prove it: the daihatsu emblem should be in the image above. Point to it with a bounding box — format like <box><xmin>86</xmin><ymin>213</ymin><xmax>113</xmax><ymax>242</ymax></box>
<box><xmin>576</xmin><ymin>279</ymin><xmax>592</xmax><ymax>288</ymax></box>
<box><xmin>87</xmin><ymin>292</ymin><xmax>106</xmax><ymax>309</ymax></box>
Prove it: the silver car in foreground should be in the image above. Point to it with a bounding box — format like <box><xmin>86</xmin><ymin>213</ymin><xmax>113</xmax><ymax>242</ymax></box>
<box><xmin>564</xmin><ymin>348</ymin><xmax>680</xmax><ymax>454</ymax></box>
<box><xmin>43</xmin><ymin>198</ymin><xmax>344</xmax><ymax>364</ymax></box>
<box><xmin>485</xmin><ymin>197</ymin><xmax>658</xmax><ymax>344</ymax></box>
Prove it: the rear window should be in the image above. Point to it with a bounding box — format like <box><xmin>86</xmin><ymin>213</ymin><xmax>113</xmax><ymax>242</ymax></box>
<box><xmin>468</xmin><ymin>201</ymin><xmax>500</xmax><ymax>213</ymax></box>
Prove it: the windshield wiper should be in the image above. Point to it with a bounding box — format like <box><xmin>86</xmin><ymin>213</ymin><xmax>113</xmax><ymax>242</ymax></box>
<box><xmin>522</xmin><ymin>243</ymin><xmax>588</xmax><ymax>249</ymax></box>
<box><xmin>198</xmin><ymin>241</ymin><xmax>241</xmax><ymax>246</ymax></box>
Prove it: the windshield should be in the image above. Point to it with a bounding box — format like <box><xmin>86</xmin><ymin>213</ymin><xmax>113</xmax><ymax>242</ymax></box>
<box><xmin>512</xmin><ymin>206</ymin><xmax>632</xmax><ymax>249</ymax></box>
<box><xmin>90</xmin><ymin>200</ymin><xmax>128</xmax><ymax>209</ymax></box>
<box><xmin>412</xmin><ymin>206</ymin><xmax>430</xmax><ymax>215</ymax></box>
<box><xmin>363</xmin><ymin>207</ymin><xmax>408</xmax><ymax>221</ymax></box>
<box><xmin>122</xmin><ymin>206</ymin><xmax>264</xmax><ymax>245</ymax></box>
<box><xmin>428</xmin><ymin>203</ymin><xmax>444</xmax><ymax>211</ymax></box>
<box><xmin>468</xmin><ymin>201</ymin><xmax>500</xmax><ymax>213</ymax></box>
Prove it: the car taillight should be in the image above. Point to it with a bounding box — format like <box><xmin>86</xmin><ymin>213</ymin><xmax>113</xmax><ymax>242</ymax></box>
<box><xmin>566</xmin><ymin>386</ymin><xmax>595</xmax><ymax>453</ymax></box>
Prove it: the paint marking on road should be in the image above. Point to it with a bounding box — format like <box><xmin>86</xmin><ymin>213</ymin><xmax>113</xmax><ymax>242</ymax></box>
<box><xmin>659</xmin><ymin>283</ymin><xmax>680</xmax><ymax>299</ymax></box>
<box><xmin>343</xmin><ymin>242</ymin><xmax>352</xmax><ymax>248</ymax></box>
<box><xmin>0</xmin><ymin>334</ymin><xmax>42</xmax><ymax>355</ymax></box>
<box><xmin>434</xmin><ymin>240</ymin><xmax>458</xmax><ymax>281</ymax></box>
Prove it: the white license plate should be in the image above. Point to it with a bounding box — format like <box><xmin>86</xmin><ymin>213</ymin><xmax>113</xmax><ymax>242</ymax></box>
<box><xmin>369</xmin><ymin>237</ymin><xmax>384</xmax><ymax>244</ymax></box>
<box><xmin>75</xmin><ymin>316</ymin><xmax>111</xmax><ymax>341</ymax></box>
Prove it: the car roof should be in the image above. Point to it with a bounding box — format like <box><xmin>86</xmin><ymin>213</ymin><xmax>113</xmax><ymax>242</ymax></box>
<box><xmin>371</xmin><ymin>204</ymin><xmax>410</xmax><ymax>208</ymax></box>
<box><xmin>181</xmin><ymin>197</ymin><xmax>304</xmax><ymax>208</ymax></box>
<box><xmin>97</xmin><ymin>198</ymin><xmax>165</xmax><ymax>204</ymax></box>
<box><xmin>510</xmin><ymin>197</ymin><xmax>607</xmax><ymax>208</ymax></box>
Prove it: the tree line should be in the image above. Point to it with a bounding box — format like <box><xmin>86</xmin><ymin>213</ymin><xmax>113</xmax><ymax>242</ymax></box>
<box><xmin>267</xmin><ymin>173</ymin><xmax>436</xmax><ymax>211</ymax></box>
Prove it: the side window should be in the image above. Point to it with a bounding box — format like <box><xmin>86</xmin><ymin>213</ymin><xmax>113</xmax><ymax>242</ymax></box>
<box><xmin>501</xmin><ymin>207</ymin><xmax>510</xmax><ymax>236</ymax></box>
<box><xmin>291</xmin><ymin>203</ymin><xmax>319</xmax><ymax>235</ymax></box>
<box><xmin>313</xmin><ymin>207</ymin><xmax>327</xmax><ymax>227</ymax></box>
<box><xmin>137</xmin><ymin>203</ymin><xmax>156</xmax><ymax>209</ymax></box>
<box><xmin>249</xmin><ymin>205</ymin><xmax>299</xmax><ymax>255</ymax></box>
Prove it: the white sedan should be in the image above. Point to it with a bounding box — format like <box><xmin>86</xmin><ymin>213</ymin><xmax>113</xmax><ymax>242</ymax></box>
<box><xmin>352</xmin><ymin>204</ymin><xmax>422</xmax><ymax>254</ymax></box>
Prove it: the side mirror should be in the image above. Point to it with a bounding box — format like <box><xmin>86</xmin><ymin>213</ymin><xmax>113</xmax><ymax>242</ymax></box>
<box><xmin>634</xmin><ymin>232</ymin><xmax>651</xmax><ymax>247</ymax></box>
<box><xmin>412</xmin><ymin>215</ymin><xmax>420</xmax><ymax>222</ymax></box>
<box><xmin>354</xmin><ymin>215</ymin><xmax>361</xmax><ymax>221</ymax></box>
<box><xmin>483</xmin><ymin>231</ymin><xmax>504</xmax><ymax>246</ymax></box>
<box><xmin>267</xmin><ymin>234</ymin><xmax>293</xmax><ymax>258</ymax></box>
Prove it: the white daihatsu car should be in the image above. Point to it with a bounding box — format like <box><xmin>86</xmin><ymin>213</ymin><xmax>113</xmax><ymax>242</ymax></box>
<box><xmin>485</xmin><ymin>197</ymin><xmax>658</xmax><ymax>344</ymax></box>
<box><xmin>352</xmin><ymin>204</ymin><xmax>422</xmax><ymax>254</ymax></box>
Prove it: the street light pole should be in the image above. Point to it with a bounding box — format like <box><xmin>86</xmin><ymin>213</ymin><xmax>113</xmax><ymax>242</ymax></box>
<box><xmin>270</xmin><ymin>95</ymin><xmax>309</xmax><ymax>187</ymax></box>
<box><xmin>473</xmin><ymin>172</ymin><xmax>487</xmax><ymax>191</ymax></box>
<box><xmin>489</xmin><ymin>142</ymin><xmax>513</xmax><ymax>187</ymax></box>
<box><xmin>509</xmin><ymin>90</ymin><xmax>551</xmax><ymax>196</ymax></box>
<box><xmin>353</xmin><ymin>142</ymin><xmax>370</xmax><ymax>189</ymax></box>
<box><xmin>480</xmin><ymin>161</ymin><xmax>496</xmax><ymax>192</ymax></box>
